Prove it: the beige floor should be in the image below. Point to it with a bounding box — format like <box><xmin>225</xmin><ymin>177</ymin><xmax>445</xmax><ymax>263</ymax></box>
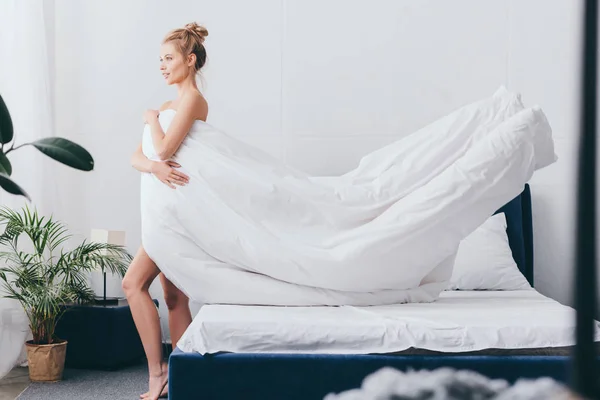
<box><xmin>0</xmin><ymin>368</ymin><xmax>29</xmax><ymax>400</ymax></box>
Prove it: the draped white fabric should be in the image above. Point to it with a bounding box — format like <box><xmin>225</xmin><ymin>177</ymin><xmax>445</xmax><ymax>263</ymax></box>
<box><xmin>0</xmin><ymin>0</ymin><xmax>57</xmax><ymax>379</ymax></box>
<box><xmin>140</xmin><ymin>87</ymin><xmax>556</xmax><ymax>306</ymax></box>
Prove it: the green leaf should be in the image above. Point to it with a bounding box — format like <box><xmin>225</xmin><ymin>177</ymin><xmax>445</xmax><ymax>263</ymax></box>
<box><xmin>0</xmin><ymin>152</ymin><xmax>12</xmax><ymax>175</ymax></box>
<box><xmin>0</xmin><ymin>173</ymin><xmax>29</xmax><ymax>200</ymax></box>
<box><xmin>0</xmin><ymin>94</ymin><xmax>14</xmax><ymax>144</ymax></box>
<box><xmin>31</xmin><ymin>138</ymin><xmax>94</xmax><ymax>171</ymax></box>
<box><xmin>0</xmin><ymin>205</ymin><xmax>132</xmax><ymax>342</ymax></box>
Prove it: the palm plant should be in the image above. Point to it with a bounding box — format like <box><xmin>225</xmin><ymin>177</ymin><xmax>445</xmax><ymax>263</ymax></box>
<box><xmin>0</xmin><ymin>206</ymin><xmax>132</xmax><ymax>344</ymax></box>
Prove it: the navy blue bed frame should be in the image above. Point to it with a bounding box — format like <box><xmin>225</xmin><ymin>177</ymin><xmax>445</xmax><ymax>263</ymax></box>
<box><xmin>168</xmin><ymin>184</ymin><xmax>577</xmax><ymax>399</ymax></box>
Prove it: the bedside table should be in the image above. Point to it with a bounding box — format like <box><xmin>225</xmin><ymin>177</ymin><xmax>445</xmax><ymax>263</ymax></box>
<box><xmin>54</xmin><ymin>298</ymin><xmax>159</xmax><ymax>370</ymax></box>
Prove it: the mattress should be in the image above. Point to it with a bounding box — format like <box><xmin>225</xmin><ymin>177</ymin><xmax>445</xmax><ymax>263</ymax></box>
<box><xmin>177</xmin><ymin>289</ymin><xmax>600</xmax><ymax>355</ymax></box>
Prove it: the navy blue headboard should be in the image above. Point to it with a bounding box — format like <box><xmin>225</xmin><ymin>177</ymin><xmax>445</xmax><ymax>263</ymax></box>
<box><xmin>494</xmin><ymin>184</ymin><xmax>534</xmax><ymax>286</ymax></box>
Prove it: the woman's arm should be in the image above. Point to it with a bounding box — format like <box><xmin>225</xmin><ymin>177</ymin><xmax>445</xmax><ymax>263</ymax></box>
<box><xmin>130</xmin><ymin>143</ymin><xmax>156</xmax><ymax>173</ymax></box>
<box><xmin>130</xmin><ymin>143</ymin><xmax>190</xmax><ymax>188</ymax></box>
<box><xmin>148</xmin><ymin>92</ymin><xmax>204</xmax><ymax>161</ymax></box>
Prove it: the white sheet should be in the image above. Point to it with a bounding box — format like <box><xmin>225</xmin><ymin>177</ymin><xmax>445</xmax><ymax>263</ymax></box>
<box><xmin>177</xmin><ymin>290</ymin><xmax>600</xmax><ymax>355</ymax></box>
<box><xmin>140</xmin><ymin>87</ymin><xmax>556</xmax><ymax>306</ymax></box>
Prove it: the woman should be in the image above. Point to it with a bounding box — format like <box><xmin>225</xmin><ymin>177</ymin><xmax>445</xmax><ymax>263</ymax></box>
<box><xmin>124</xmin><ymin>22</ymin><xmax>208</xmax><ymax>400</ymax></box>
<box><xmin>124</xmin><ymin>19</ymin><xmax>556</xmax><ymax>400</ymax></box>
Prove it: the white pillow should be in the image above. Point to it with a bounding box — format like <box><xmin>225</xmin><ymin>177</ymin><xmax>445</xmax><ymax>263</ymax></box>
<box><xmin>447</xmin><ymin>212</ymin><xmax>532</xmax><ymax>290</ymax></box>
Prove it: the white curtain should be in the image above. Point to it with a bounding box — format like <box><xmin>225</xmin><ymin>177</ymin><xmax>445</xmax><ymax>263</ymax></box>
<box><xmin>0</xmin><ymin>0</ymin><xmax>58</xmax><ymax>379</ymax></box>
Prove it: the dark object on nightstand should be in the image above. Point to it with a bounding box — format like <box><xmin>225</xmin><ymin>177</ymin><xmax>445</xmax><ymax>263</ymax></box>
<box><xmin>93</xmin><ymin>296</ymin><xmax>120</xmax><ymax>306</ymax></box>
<box><xmin>54</xmin><ymin>298</ymin><xmax>159</xmax><ymax>370</ymax></box>
<box><xmin>94</xmin><ymin>269</ymin><xmax>122</xmax><ymax>306</ymax></box>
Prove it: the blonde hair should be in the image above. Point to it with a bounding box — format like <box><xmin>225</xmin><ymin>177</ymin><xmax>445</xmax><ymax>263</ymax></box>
<box><xmin>163</xmin><ymin>22</ymin><xmax>209</xmax><ymax>74</ymax></box>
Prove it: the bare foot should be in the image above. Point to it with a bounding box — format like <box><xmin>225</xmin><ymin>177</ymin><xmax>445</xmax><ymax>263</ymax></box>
<box><xmin>140</xmin><ymin>385</ymin><xmax>168</xmax><ymax>400</ymax></box>
<box><xmin>140</xmin><ymin>362</ymin><xmax>168</xmax><ymax>400</ymax></box>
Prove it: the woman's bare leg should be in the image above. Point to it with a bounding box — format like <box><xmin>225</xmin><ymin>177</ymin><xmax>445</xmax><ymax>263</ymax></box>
<box><xmin>122</xmin><ymin>246</ymin><xmax>167</xmax><ymax>400</ymax></box>
<box><xmin>160</xmin><ymin>273</ymin><xmax>192</xmax><ymax>347</ymax></box>
<box><xmin>140</xmin><ymin>274</ymin><xmax>192</xmax><ymax>399</ymax></box>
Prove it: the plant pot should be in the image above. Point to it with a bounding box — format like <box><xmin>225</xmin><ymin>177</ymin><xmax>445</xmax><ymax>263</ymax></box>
<box><xmin>25</xmin><ymin>339</ymin><xmax>68</xmax><ymax>382</ymax></box>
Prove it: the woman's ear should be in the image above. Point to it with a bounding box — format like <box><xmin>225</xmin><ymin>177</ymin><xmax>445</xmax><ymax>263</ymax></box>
<box><xmin>188</xmin><ymin>53</ymin><xmax>197</xmax><ymax>68</ymax></box>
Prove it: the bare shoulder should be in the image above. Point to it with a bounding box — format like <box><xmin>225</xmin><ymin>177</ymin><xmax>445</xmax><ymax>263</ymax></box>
<box><xmin>186</xmin><ymin>91</ymin><xmax>208</xmax><ymax>120</ymax></box>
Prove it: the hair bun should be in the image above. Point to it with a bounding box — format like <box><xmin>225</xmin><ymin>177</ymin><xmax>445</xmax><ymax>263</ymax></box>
<box><xmin>184</xmin><ymin>22</ymin><xmax>208</xmax><ymax>44</ymax></box>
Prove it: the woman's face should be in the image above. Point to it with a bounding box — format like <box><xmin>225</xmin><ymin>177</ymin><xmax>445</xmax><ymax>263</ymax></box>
<box><xmin>159</xmin><ymin>42</ymin><xmax>189</xmax><ymax>85</ymax></box>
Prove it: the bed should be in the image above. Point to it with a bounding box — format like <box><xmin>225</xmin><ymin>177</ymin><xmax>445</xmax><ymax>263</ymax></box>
<box><xmin>167</xmin><ymin>184</ymin><xmax>599</xmax><ymax>399</ymax></box>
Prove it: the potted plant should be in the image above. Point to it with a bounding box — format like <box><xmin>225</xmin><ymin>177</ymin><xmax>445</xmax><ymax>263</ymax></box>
<box><xmin>0</xmin><ymin>206</ymin><xmax>132</xmax><ymax>382</ymax></box>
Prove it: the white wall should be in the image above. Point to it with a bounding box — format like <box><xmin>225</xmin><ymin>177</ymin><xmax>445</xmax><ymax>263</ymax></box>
<box><xmin>509</xmin><ymin>0</ymin><xmax>583</xmax><ymax>309</ymax></box>
<box><xmin>51</xmin><ymin>0</ymin><xmax>589</xmax><ymax>341</ymax></box>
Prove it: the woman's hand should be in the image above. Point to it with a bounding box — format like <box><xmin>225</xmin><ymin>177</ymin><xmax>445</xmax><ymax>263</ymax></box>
<box><xmin>144</xmin><ymin>109</ymin><xmax>160</xmax><ymax>124</ymax></box>
<box><xmin>150</xmin><ymin>161</ymin><xmax>190</xmax><ymax>189</ymax></box>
